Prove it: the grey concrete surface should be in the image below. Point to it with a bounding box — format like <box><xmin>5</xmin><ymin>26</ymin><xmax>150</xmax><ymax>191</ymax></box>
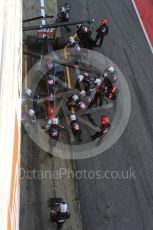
<box><xmin>20</xmin><ymin>130</ymin><xmax>82</xmax><ymax>230</ymax></box>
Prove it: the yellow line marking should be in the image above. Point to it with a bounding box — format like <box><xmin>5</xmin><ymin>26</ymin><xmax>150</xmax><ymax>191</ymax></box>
<box><xmin>64</xmin><ymin>47</ymin><xmax>74</xmax><ymax>113</ymax></box>
<box><xmin>64</xmin><ymin>47</ymin><xmax>67</xmax><ymax>59</ymax></box>
<box><xmin>71</xmin><ymin>106</ymin><xmax>75</xmax><ymax>113</ymax></box>
<box><xmin>73</xmin><ymin>33</ymin><xmax>78</xmax><ymax>39</ymax></box>
<box><xmin>64</xmin><ymin>47</ymin><xmax>71</xmax><ymax>88</ymax></box>
<box><xmin>65</xmin><ymin>66</ymin><xmax>71</xmax><ymax>89</ymax></box>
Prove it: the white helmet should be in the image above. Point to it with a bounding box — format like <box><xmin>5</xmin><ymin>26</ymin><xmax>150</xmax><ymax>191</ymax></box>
<box><xmin>52</xmin><ymin>118</ymin><xmax>59</xmax><ymax>125</ymax></box>
<box><xmin>78</xmin><ymin>75</ymin><xmax>84</xmax><ymax>82</ymax></box>
<box><xmin>48</xmin><ymin>119</ymin><xmax>52</xmax><ymax>125</ymax></box>
<box><xmin>104</xmin><ymin>72</ymin><xmax>108</xmax><ymax>77</ymax></box>
<box><xmin>60</xmin><ymin>7</ymin><xmax>66</xmax><ymax>12</ymax></box>
<box><xmin>70</xmin><ymin>114</ymin><xmax>76</xmax><ymax>121</ymax></box>
<box><xmin>77</xmin><ymin>24</ymin><xmax>82</xmax><ymax>28</ymax></box>
<box><xmin>108</xmin><ymin>66</ymin><xmax>115</xmax><ymax>73</ymax></box>
<box><xmin>72</xmin><ymin>95</ymin><xmax>79</xmax><ymax>102</ymax></box>
<box><xmin>94</xmin><ymin>78</ymin><xmax>102</xmax><ymax>86</ymax></box>
<box><xmin>83</xmin><ymin>72</ymin><xmax>89</xmax><ymax>77</ymax></box>
<box><xmin>80</xmin><ymin>90</ymin><xmax>86</xmax><ymax>96</ymax></box>
<box><xmin>28</xmin><ymin>109</ymin><xmax>35</xmax><ymax>117</ymax></box>
<box><xmin>26</xmin><ymin>88</ymin><xmax>32</xmax><ymax>97</ymax></box>
<box><xmin>60</xmin><ymin>202</ymin><xmax>68</xmax><ymax>213</ymax></box>
<box><xmin>69</xmin><ymin>36</ymin><xmax>75</xmax><ymax>45</ymax></box>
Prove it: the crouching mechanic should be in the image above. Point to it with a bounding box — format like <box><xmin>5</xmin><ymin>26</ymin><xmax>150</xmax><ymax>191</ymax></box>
<box><xmin>103</xmin><ymin>77</ymin><xmax>117</xmax><ymax>100</ymax></box>
<box><xmin>75</xmin><ymin>72</ymin><xmax>91</xmax><ymax>91</ymax></box>
<box><xmin>51</xmin><ymin>201</ymin><xmax>70</xmax><ymax>226</ymax></box>
<box><xmin>49</xmin><ymin>118</ymin><xmax>65</xmax><ymax>141</ymax></box>
<box><xmin>80</xmin><ymin>90</ymin><xmax>97</xmax><ymax>126</ymax></box>
<box><xmin>70</xmin><ymin>114</ymin><xmax>82</xmax><ymax>141</ymax></box>
<box><xmin>27</xmin><ymin>109</ymin><xmax>36</xmax><ymax>124</ymax></box>
<box><xmin>67</xmin><ymin>94</ymin><xmax>86</xmax><ymax>112</ymax></box>
<box><xmin>68</xmin><ymin>36</ymin><xmax>81</xmax><ymax>51</ymax></box>
<box><xmin>58</xmin><ymin>3</ymin><xmax>71</xmax><ymax>32</ymax></box>
<box><xmin>91</xmin><ymin>115</ymin><xmax>111</xmax><ymax>140</ymax></box>
<box><xmin>68</xmin><ymin>36</ymin><xmax>81</xmax><ymax>63</ymax></box>
<box><xmin>103</xmin><ymin>66</ymin><xmax>117</xmax><ymax>83</ymax></box>
<box><xmin>22</xmin><ymin>88</ymin><xmax>33</xmax><ymax>103</ymax></box>
<box><xmin>59</xmin><ymin>202</ymin><xmax>69</xmax><ymax>216</ymax></box>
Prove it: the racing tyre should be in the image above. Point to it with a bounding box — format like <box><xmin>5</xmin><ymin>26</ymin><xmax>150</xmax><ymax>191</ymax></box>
<box><xmin>55</xmin><ymin>37</ymin><xmax>66</xmax><ymax>50</ymax></box>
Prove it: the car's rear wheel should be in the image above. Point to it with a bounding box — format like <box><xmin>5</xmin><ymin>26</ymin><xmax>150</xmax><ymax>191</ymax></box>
<box><xmin>55</xmin><ymin>37</ymin><xmax>66</xmax><ymax>50</ymax></box>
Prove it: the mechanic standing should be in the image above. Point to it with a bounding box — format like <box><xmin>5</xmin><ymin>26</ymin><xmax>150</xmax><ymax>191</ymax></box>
<box><xmin>89</xmin><ymin>78</ymin><xmax>104</xmax><ymax>107</ymax></box>
<box><xmin>95</xmin><ymin>18</ymin><xmax>109</xmax><ymax>47</ymax></box>
<box><xmin>91</xmin><ymin>115</ymin><xmax>111</xmax><ymax>140</ymax></box>
<box><xmin>77</xmin><ymin>24</ymin><xmax>91</xmax><ymax>47</ymax></box>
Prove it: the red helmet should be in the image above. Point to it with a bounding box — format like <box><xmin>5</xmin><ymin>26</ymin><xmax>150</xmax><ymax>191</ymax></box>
<box><xmin>101</xmin><ymin>115</ymin><xmax>110</xmax><ymax>124</ymax></box>
<box><xmin>101</xmin><ymin>18</ymin><xmax>108</xmax><ymax>25</ymax></box>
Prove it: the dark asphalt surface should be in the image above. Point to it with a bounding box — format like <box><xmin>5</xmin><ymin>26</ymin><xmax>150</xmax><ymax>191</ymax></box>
<box><xmin>21</xmin><ymin>0</ymin><xmax>153</xmax><ymax>230</ymax></box>
<box><xmin>58</xmin><ymin>0</ymin><xmax>153</xmax><ymax>229</ymax></box>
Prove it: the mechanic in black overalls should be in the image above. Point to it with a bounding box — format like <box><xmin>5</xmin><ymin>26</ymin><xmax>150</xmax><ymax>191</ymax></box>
<box><xmin>91</xmin><ymin>115</ymin><xmax>111</xmax><ymax>140</ymax></box>
<box><xmin>103</xmin><ymin>77</ymin><xmax>117</xmax><ymax>100</ymax></box>
<box><xmin>75</xmin><ymin>72</ymin><xmax>91</xmax><ymax>92</ymax></box>
<box><xmin>95</xmin><ymin>18</ymin><xmax>109</xmax><ymax>47</ymax></box>
<box><xmin>77</xmin><ymin>24</ymin><xmax>91</xmax><ymax>47</ymax></box>
<box><xmin>89</xmin><ymin>78</ymin><xmax>104</xmax><ymax>107</ymax></box>
<box><xmin>49</xmin><ymin>118</ymin><xmax>65</xmax><ymax>141</ymax></box>
<box><xmin>70</xmin><ymin>114</ymin><xmax>82</xmax><ymax>141</ymax></box>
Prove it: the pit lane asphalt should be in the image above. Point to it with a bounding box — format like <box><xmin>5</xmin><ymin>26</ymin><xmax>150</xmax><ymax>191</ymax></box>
<box><xmin>21</xmin><ymin>1</ymin><xmax>83</xmax><ymax>230</ymax></box>
<box><xmin>57</xmin><ymin>0</ymin><xmax>153</xmax><ymax>229</ymax></box>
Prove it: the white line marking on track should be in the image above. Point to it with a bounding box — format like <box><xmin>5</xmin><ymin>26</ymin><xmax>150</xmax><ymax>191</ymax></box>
<box><xmin>41</xmin><ymin>9</ymin><xmax>45</xmax><ymax>17</ymax></box>
<box><xmin>40</xmin><ymin>0</ymin><xmax>45</xmax><ymax>8</ymax></box>
<box><xmin>132</xmin><ymin>0</ymin><xmax>153</xmax><ymax>54</ymax></box>
<box><xmin>42</xmin><ymin>19</ymin><xmax>46</xmax><ymax>25</ymax></box>
<box><xmin>40</xmin><ymin>0</ymin><xmax>46</xmax><ymax>26</ymax></box>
